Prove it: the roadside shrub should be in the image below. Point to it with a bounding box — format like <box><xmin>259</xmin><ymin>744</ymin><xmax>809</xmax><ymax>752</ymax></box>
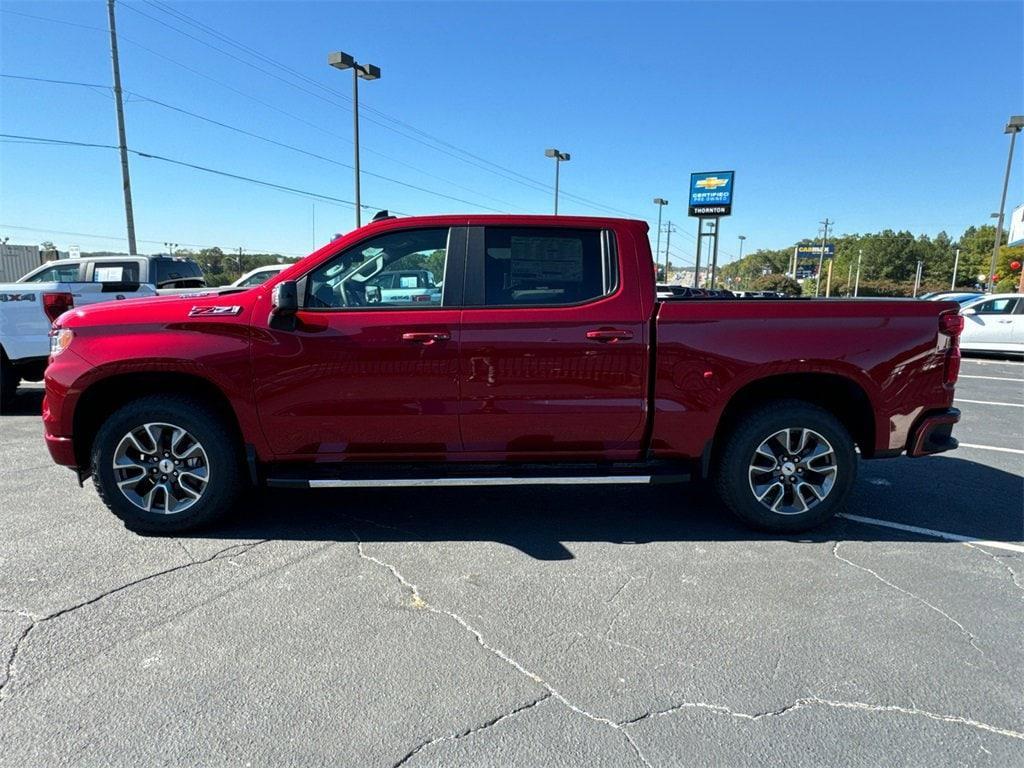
<box><xmin>750</xmin><ymin>274</ymin><xmax>802</xmax><ymax>296</ymax></box>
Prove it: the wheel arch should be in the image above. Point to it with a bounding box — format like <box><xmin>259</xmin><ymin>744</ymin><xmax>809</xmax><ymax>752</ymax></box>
<box><xmin>706</xmin><ymin>372</ymin><xmax>877</xmax><ymax>476</ymax></box>
<box><xmin>73</xmin><ymin>371</ymin><xmax>247</xmax><ymax>472</ymax></box>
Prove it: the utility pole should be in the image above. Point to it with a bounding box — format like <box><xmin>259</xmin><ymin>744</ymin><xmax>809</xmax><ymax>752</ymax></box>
<box><xmin>854</xmin><ymin>249</ymin><xmax>862</xmax><ymax>297</ymax></box>
<box><xmin>236</xmin><ymin>246</ymin><xmax>243</xmax><ymax>271</ymax></box>
<box><xmin>107</xmin><ymin>0</ymin><xmax>137</xmax><ymax>255</ymax></box>
<box><xmin>951</xmin><ymin>247</ymin><xmax>960</xmax><ymax>290</ymax></box>
<box><xmin>912</xmin><ymin>260</ymin><xmax>924</xmax><ymax>297</ymax></box>
<box><xmin>846</xmin><ymin>262</ymin><xmax>853</xmax><ymax>296</ymax></box>
<box><xmin>738</xmin><ymin>235</ymin><xmax>746</xmax><ymax>260</ymax></box>
<box><xmin>663</xmin><ymin>221</ymin><xmax>675</xmax><ymax>282</ymax></box>
<box><xmin>653</xmin><ymin>198</ymin><xmax>668</xmax><ymax>278</ymax></box>
<box><xmin>815</xmin><ymin>218</ymin><xmax>832</xmax><ymax>297</ymax></box>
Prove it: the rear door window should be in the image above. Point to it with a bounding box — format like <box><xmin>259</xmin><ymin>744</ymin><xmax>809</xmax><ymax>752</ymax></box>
<box><xmin>479</xmin><ymin>227</ymin><xmax>616</xmax><ymax>306</ymax></box>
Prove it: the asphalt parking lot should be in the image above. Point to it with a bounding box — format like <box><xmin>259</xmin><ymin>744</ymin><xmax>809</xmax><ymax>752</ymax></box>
<box><xmin>1</xmin><ymin>357</ymin><xmax>1022</xmax><ymax>768</ymax></box>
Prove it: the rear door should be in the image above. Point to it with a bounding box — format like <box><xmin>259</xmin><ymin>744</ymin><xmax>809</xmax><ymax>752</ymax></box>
<box><xmin>458</xmin><ymin>225</ymin><xmax>647</xmax><ymax>460</ymax></box>
<box><xmin>252</xmin><ymin>226</ymin><xmax>465</xmax><ymax>461</ymax></box>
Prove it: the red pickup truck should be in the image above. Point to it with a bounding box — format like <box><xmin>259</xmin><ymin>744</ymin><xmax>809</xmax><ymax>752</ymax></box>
<box><xmin>42</xmin><ymin>215</ymin><xmax>963</xmax><ymax>534</ymax></box>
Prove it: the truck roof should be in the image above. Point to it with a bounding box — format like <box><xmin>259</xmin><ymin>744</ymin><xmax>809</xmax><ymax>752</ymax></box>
<box><xmin>351</xmin><ymin>213</ymin><xmax>649</xmax><ymax>233</ymax></box>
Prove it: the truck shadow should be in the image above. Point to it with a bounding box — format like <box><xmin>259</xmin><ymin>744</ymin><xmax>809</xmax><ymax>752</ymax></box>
<box><xmin>199</xmin><ymin>455</ymin><xmax>1022</xmax><ymax>560</ymax></box>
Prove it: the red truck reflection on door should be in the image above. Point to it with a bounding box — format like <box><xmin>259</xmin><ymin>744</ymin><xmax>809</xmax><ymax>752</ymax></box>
<box><xmin>43</xmin><ymin>214</ymin><xmax>962</xmax><ymax>535</ymax></box>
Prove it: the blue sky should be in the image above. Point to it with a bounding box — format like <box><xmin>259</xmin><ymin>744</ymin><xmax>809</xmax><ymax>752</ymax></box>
<box><xmin>1</xmin><ymin>1</ymin><xmax>1022</xmax><ymax>265</ymax></box>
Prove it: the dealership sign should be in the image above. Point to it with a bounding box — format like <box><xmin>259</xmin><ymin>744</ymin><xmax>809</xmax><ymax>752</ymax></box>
<box><xmin>688</xmin><ymin>171</ymin><xmax>734</xmax><ymax>217</ymax></box>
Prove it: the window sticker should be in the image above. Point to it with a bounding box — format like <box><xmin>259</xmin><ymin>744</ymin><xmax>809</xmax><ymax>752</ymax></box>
<box><xmin>510</xmin><ymin>236</ymin><xmax>583</xmax><ymax>286</ymax></box>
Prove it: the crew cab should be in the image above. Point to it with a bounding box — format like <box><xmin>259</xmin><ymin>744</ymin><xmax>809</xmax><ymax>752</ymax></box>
<box><xmin>42</xmin><ymin>215</ymin><xmax>963</xmax><ymax>534</ymax></box>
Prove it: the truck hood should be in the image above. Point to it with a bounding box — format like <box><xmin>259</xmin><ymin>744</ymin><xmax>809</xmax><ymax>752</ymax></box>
<box><xmin>57</xmin><ymin>288</ymin><xmax>254</xmax><ymax>328</ymax></box>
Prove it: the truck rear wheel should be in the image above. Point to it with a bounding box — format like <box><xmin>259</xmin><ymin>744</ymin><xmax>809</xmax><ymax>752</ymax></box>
<box><xmin>91</xmin><ymin>395</ymin><xmax>242</xmax><ymax>534</ymax></box>
<box><xmin>714</xmin><ymin>400</ymin><xmax>857</xmax><ymax>532</ymax></box>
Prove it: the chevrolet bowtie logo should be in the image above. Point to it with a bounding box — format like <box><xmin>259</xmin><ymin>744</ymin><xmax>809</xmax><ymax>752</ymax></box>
<box><xmin>695</xmin><ymin>176</ymin><xmax>729</xmax><ymax>190</ymax></box>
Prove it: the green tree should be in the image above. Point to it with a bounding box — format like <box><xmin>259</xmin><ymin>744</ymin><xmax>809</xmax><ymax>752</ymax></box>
<box><xmin>750</xmin><ymin>274</ymin><xmax>801</xmax><ymax>296</ymax></box>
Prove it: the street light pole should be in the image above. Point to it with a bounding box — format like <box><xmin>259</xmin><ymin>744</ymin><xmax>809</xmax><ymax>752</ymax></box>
<box><xmin>545</xmin><ymin>149</ymin><xmax>570</xmax><ymax>214</ymax></box>
<box><xmin>107</xmin><ymin>0</ymin><xmax>137</xmax><ymax>255</ymax></box>
<box><xmin>653</xmin><ymin>198</ymin><xmax>668</xmax><ymax>278</ymax></box>
<box><xmin>738</xmin><ymin>234</ymin><xmax>746</xmax><ymax>261</ymax></box>
<box><xmin>328</xmin><ymin>51</ymin><xmax>381</xmax><ymax>229</ymax></box>
<box><xmin>951</xmin><ymin>247</ymin><xmax>960</xmax><ymax>290</ymax></box>
<box><xmin>854</xmin><ymin>249</ymin><xmax>862</xmax><ymax>297</ymax></box>
<box><xmin>988</xmin><ymin>116</ymin><xmax>1023</xmax><ymax>292</ymax></box>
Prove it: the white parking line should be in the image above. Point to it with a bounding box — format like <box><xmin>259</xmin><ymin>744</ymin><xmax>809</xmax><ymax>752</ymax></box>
<box><xmin>958</xmin><ymin>443</ymin><xmax>1024</xmax><ymax>455</ymax></box>
<box><xmin>838</xmin><ymin>514</ymin><xmax>1024</xmax><ymax>553</ymax></box>
<box><xmin>954</xmin><ymin>398</ymin><xmax>1024</xmax><ymax>408</ymax></box>
<box><xmin>962</xmin><ymin>358</ymin><xmax>1024</xmax><ymax>366</ymax></box>
<box><xmin>959</xmin><ymin>375</ymin><xmax>1024</xmax><ymax>382</ymax></box>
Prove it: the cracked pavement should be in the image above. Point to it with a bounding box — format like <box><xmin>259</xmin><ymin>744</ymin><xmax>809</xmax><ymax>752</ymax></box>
<box><xmin>1</xmin><ymin>363</ymin><xmax>1022</xmax><ymax>767</ymax></box>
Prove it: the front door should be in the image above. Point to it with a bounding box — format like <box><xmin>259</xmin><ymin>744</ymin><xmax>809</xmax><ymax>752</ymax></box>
<box><xmin>251</xmin><ymin>226</ymin><xmax>464</xmax><ymax>461</ymax></box>
<box><xmin>458</xmin><ymin>225</ymin><xmax>647</xmax><ymax>460</ymax></box>
<box><xmin>963</xmin><ymin>296</ymin><xmax>1020</xmax><ymax>347</ymax></box>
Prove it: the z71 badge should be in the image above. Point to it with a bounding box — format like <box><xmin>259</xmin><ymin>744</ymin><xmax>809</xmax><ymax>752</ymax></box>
<box><xmin>188</xmin><ymin>305</ymin><xmax>242</xmax><ymax>317</ymax></box>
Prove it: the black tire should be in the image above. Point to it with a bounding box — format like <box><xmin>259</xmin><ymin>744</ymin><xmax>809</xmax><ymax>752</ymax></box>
<box><xmin>91</xmin><ymin>394</ymin><xmax>243</xmax><ymax>534</ymax></box>
<box><xmin>714</xmin><ymin>399</ymin><xmax>857</xmax><ymax>533</ymax></box>
<box><xmin>0</xmin><ymin>350</ymin><xmax>19</xmax><ymax>413</ymax></box>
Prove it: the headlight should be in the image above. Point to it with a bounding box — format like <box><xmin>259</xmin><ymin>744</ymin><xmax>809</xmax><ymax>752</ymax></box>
<box><xmin>49</xmin><ymin>328</ymin><xmax>74</xmax><ymax>357</ymax></box>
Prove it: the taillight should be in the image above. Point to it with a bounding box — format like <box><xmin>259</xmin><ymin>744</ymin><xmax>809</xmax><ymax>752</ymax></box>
<box><xmin>939</xmin><ymin>311</ymin><xmax>964</xmax><ymax>337</ymax></box>
<box><xmin>42</xmin><ymin>292</ymin><xmax>74</xmax><ymax>323</ymax></box>
<box><xmin>939</xmin><ymin>310</ymin><xmax>962</xmax><ymax>386</ymax></box>
<box><xmin>412</xmin><ymin>294</ymin><xmax>431</xmax><ymax>302</ymax></box>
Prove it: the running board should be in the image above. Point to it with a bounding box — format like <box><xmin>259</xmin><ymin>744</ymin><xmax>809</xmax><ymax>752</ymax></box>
<box><xmin>266</xmin><ymin>472</ymin><xmax>688</xmax><ymax>490</ymax></box>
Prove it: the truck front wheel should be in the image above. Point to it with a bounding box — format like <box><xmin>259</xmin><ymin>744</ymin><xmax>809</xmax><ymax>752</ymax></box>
<box><xmin>714</xmin><ymin>400</ymin><xmax>857</xmax><ymax>532</ymax></box>
<box><xmin>91</xmin><ymin>395</ymin><xmax>243</xmax><ymax>533</ymax></box>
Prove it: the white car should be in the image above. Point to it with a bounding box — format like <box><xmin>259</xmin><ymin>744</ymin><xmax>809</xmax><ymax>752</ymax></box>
<box><xmin>231</xmin><ymin>264</ymin><xmax>289</xmax><ymax>288</ymax></box>
<box><xmin>959</xmin><ymin>293</ymin><xmax>1023</xmax><ymax>355</ymax></box>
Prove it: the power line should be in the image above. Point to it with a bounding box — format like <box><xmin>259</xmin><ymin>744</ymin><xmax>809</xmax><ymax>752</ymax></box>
<box><xmin>0</xmin><ymin>12</ymin><xmax>528</xmax><ymax>212</ymax></box>
<box><xmin>1</xmin><ymin>73</ymin><xmax>512</xmax><ymax>212</ymax></box>
<box><xmin>0</xmin><ymin>133</ymin><xmax>403</xmax><ymax>213</ymax></box>
<box><xmin>126</xmin><ymin>0</ymin><xmax>651</xmax><ymax>218</ymax></box>
<box><xmin>0</xmin><ymin>223</ymin><xmax>304</xmax><ymax>256</ymax></box>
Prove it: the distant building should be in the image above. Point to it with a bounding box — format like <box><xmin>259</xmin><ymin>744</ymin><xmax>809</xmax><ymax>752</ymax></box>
<box><xmin>0</xmin><ymin>244</ymin><xmax>46</xmax><ymax>283</ymax></box>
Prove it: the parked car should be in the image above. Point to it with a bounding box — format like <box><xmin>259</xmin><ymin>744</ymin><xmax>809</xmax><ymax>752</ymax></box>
<box><xmin>231</xmin><ymin>264</ymin><xmax>288</xmax><ymax>288</ymax></box>
<box><xmin>959</xmin><ymin>293</ymin><xmax>1023</xmax><ymax>355</ymax></box>
<box><xmin>43</xmin><ymin>214</ymin><xmax>962</xmax><ymax>535</ymax></box>
<box><xmin>922</xmin><ymin>291</ymin><xmax>982</xmax><ymax>304</ymax></box>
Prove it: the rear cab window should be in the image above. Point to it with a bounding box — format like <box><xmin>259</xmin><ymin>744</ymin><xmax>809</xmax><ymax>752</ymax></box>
<box><xmin>153</xmin><ymin>258</ymin><xmax>205</xmax><ymax>287</ymax></box>
<box><xmin>478</xmin><ymin>227</ymin><xmax>618</xmax><ymax>307</ymax></box>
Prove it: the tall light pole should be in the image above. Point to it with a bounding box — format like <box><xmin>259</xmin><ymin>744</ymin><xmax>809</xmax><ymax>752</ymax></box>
<box><xmin>854</xmin><ymin>249</ymin><xmax>862</xmax><ymax>297</ymax></box>
<box><xmin>328</xmin><ymin>51</ymin><xmax>381</xmax><ymax>229</ymax></box>
<box><xmin>107</xmin><ymin>0</ymin><xmax>137</xmax><ymax>255</ymax></box>
<box><xmin>951</xmin><ymin>247</ymin><xmax>960</xmax><ymax>290</ymax></box>
<box><xmin>988</xmin><ymin>115</ymin><xmax>1023</xmax><ymax>292</ymax></box>
<box><xmin>545</xmin><ymin>148</ymin><xmax>570</xmax><ymax>214</ymax></box>
<box><xmin>737</xmin><ymin>234</ymin><xmax>746</xmax><ymax>260</ymax></box>
<box><xmin>653</xmin><ymin>198</ymin><xmax>668</xmax><ymax>278</ymax></box>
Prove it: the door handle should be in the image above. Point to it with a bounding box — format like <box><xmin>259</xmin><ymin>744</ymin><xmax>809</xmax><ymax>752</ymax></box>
<box><xmin>402</xmin><ymin>331</ymin><xmax>451</xmax><ymax>345</ymax></box>
<box><xmin>585</xmin><ymin>328</ymin><xmax>634</xmax><ymax>342</ymax></box>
